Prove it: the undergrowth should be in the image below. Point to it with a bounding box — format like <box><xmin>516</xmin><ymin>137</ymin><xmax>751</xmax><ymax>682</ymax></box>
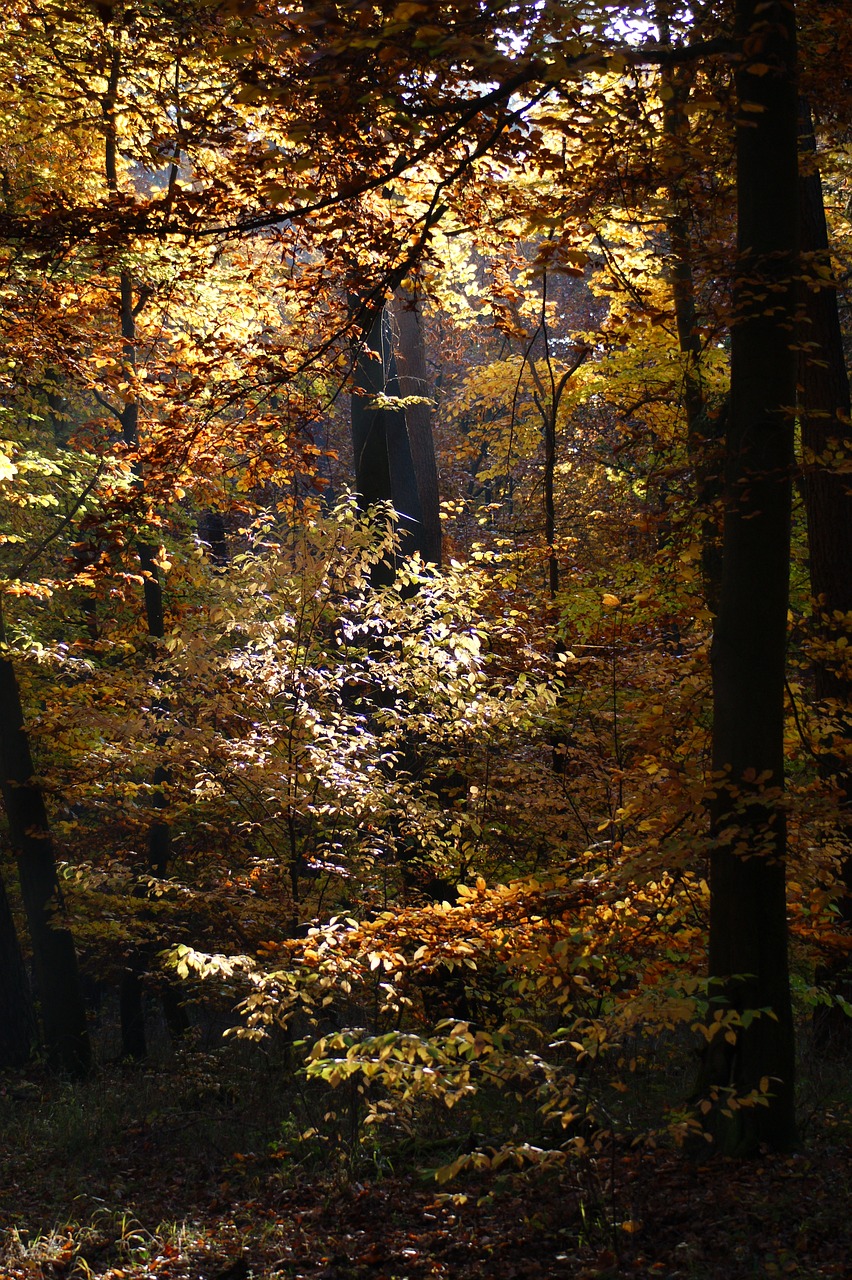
<box><xmin>2</xmin><ymin>1017</ymin><xmax>851</xmax><ymax>1280</ymax></box>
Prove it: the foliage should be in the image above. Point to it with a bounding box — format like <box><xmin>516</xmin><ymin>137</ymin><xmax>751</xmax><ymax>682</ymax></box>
<box><xmin>1</xmin><ymin>7</ymin><xmax>852</xmax><ymax>1272</ymax></box>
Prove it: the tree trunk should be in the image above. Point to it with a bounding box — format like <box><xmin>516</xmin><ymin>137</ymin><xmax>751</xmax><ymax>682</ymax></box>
<box><xmin>351</xmin><ymin>294</ymin><xmax>441</xmax><ymax>575</ymax></box>
<box><xmin>350</xmin><ymin>294</ymin><xmax>455</xmax><ymax>935</ymax></box>
<box><xmin>0</xmin><ymin>869</ymin><xmax>37</xmax><ymax>1068</ymax></box>
<box><xmin>352</xmin><ymin>305</ymin><xmax>413</xmax><ymax>584</ymax></box>
<box><xmin>704</xmin><ymin>0</ymin><xmax>798</xmax><ymax>1154</ymax></box>
<box><xmin>797</xmin><ymin>100</ymin><xmax>852</xmax><ymax>627</ymax></box>
<box><xmin>797</xmin><ymin>96</ymin><xmax>852</xmax><ymax>1044</ymax></box>
<box><xmin>105</xmin><ymin>37</ymin><xmax>177</xmax><ymax>1054</ymax></box>
<box><xmin>119</xmin><ymin>949</ymin><xmax>148</xmax><ymax>1061</ymax></box>
<box><xmin>528</xmin><ymin>331</ymin><xmax>585</xmax><ymax>605</ymax></box>
<box><xmin>0</xmin><ymin>607</ymin><xmax>91</xmax><ymax>1077</ymax></box>
<box><xmin>656</xmin><ymin>8</ymin><xmax>724</xmax><ymax>614</ymax></box>
<box><xmin>390</xmin><ymin>288</ymin><xmax>442</xmax><ymax>566</ymax></box>
<box><xmin>198</xmin><ymin>510</ymin><xmax>229</xmax><ymax>566</ymax></box>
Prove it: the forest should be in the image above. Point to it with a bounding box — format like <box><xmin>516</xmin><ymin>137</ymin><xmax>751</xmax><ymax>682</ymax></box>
<box><xmin>0</xmin><ymin>1</ymin><xmax>851</xmax><ymax>1276</ymax></box>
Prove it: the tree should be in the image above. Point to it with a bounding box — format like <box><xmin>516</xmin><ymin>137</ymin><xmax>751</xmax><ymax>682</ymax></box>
<box><xmin>351</xmin><ymin>290</ymin><xmax>441</xmax><ymax>575</ymax></box>
<box><xmin>0</xmin><ymin>605</ymin><xmax>91</xmax><ymax>1077</ymax></box>
<box><xmin>0</xmin><ymin>869</ymin><xmax>37</xmax><ymax>1068</ymax></box>
<box><xmin>390</xmin><ymin>288</ymin><xmax>442</xmax><ymax>568</ymax></box>
<box><xmin>796</xmin><ymin>94</ymin><xmax>852</xmax><ymax>1042</ymax></box>
<box><xmin>655</xmin><ymin>5</ymin><xmax>726</xmax><ymax>615</ymax></box>
<box><xmin>703</xmin><ymin>0</ymin><xmax>799</xmax><ymax>1153</ymax></box>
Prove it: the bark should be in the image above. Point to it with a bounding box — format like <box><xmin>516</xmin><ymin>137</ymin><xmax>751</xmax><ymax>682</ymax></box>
<box><xmin>797</xmin><ymin>96</ymin><xmax>852</xmax><ymax>1044</ymax></box>
<box><xmin>119</xmin><ymin>949</ymin><xmax>148</xmax><ymax>1061</ymax></box>
<box><xmin>529</xmin><ymin>339</ymin><xmax>586</xmax><ymax>604</ymax></box>
<box><xmin>704</xmin><ymin>0</ymin><xmax>798</xmax><ymax>1154</ymax></box>
<box><xmin>0</xmin><ymin>868</ymin><xmax>37</xmax><ymax>1068</ymax></box>
<box><xmin>390</xmin><ymin>289</ymin><xmax>442</xmax><ymax>566</ymax></box>
<box><xmin>0</xmin><ymin>607</ymin><xmax>91</xmax><ymax>1076</ymax></box>
<box><xmin>352</xmin><ymin>304</ymin><xmax>422</xmax><ymax>568</ymax></box>
<box><xmin>797</xmin><ymin>103</ymin><xmax>852</xmax><ymax>623</ymax></box>
<box><xmin>198</xmin><ymin>510</ymin><xmax>229</xmax><ymax>566</ymax></box>
<box><xmin>657</xmin><ymin>9</ymin><xmax>724</xmax><ymax>615</ymax></box>
<box><xmin>351</xmin><ymin>295</ymin><xmax>442</xmax><ymax>575</ymax></box>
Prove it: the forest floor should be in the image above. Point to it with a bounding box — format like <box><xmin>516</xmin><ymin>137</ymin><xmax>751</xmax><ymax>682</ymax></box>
<box><xmin>1</xmin><ymin>1040</ymin><xmax>851</xmax><ymax>1280</ymax></box>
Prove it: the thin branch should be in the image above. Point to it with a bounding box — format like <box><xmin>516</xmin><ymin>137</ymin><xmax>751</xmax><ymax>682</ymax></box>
<box><xmin>90</xmin><ymin>387</ymin><xmax>124</xmax><ymax>424</ymax></box>
<box><xmin>11</xmin><ymin>461</ymin><xmax>106</xmax><ymax>581</ymax></box>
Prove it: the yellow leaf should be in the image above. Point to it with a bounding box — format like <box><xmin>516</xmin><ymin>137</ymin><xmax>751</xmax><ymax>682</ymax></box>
<box><xmin>601</xmin><ymin>593</ymin><xmax>620</xmax><ymax>608</ymax></box>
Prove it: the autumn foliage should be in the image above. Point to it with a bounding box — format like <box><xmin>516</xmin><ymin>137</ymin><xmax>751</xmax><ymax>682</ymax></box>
<box><xmin>1</xmin><ymin>1</ymin><xmax>851</xmax><ymax>1232</ymax></box>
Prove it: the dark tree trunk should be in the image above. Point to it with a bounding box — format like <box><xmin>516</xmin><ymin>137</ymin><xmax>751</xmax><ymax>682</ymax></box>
<box><xmin>351</xmin><ymin>294</ymin><xmax>441</xmax><ymax>575</ymax></box>
<box><xmin>797</xmin><ymin>96</ymin><xmax>852</xmax><ymax>1043</ymax></box>
<box><xmin>704</xmin><ymin>0</ymin><xmax>798</xmax><ymax>1154</ymax></box>
<box><xmin>390</xmin><ymin>288</ymin><xmax>442</xmax><ymax>566</ymax></box>
<box><xmin>198</xmin><ymin>510</ymin><xmax>229</xmax><ymax>566</ymax></box>
<box><xmin>797</xmin><ymin>102</ymin><xmax>852</xmax><ymax>623</ymax></box>
<box><xmin>350</xmin><ymin>294</ymin><xmax>457</xmax><ymax>990</ymax></box>
<box><xmin>0</xmin><ymin>869</ymin><xmax>37</xmax><ymax>1068</ymax></box>
<box><xmin>117</xmin><ymin>267</ymin><xmax>169</xmax><ymax>1058</ymax></box>
<box><xmin>0</xmin><ymin>608</ymin><xmax>91</xmax><ymax>1077</ymax></box>
<box><xmin>352</xmin><ymin>304</ymin><xmax>423</xmax><ymax>570</ymax></box>
<box><xmin>657</xmin><ymin>9</ymin><xmax>724</xmax><ymax>614</ymax></box>
<box><xmin>119</xmin><ymin>950</ymin><xmax>148</xmax><ymax>1061</ymax></box>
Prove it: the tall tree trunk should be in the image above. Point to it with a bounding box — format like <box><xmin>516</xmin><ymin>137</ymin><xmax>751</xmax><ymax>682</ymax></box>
<box><xmin>351</xmin><ymin>303</ymin><xmax>424</xmax><ymax>579</ymax></box>
<box><xmin>351</xmin><ymin>293</ymin><xmax>442</xmax><ymax>574</ymax></box>
<box><xmin>797</xmin><ymin>96</ymin><xmax>852</xmax><ymax>1042</ymax></box>
<box><xmin>0</xmin><ymin>605</ymin><xmax>91</xmax><ymax>1077</ymax></box>
<box><xmin>0</xmin><ymin>868</ymin><xmax>37</xmax><ymax>1068</ymax></box>
<box><xmin>350</xmin><ymin>295</ymin><xmax>453</xmax><ymax>911</ymax></box>
<box><xmin>390</xmin><ymin>288</ymin><xmax>442</xmax><ymax>567</ymax></box>
<box><xmin>117</xmin><ymin>277</ymin><xmax>174</xmax><ymax>1057</ymax></box>
<box><xmin>704</xmin><ymin>0</ymin><xmax>798</xmax><ymax>1154</ymax></box>
<box><xmin>120</xmin><ymin>274</ymin><xmax>171</xmax><ymax>881</ymax></box>
<box><xmin>527</xmin><ymin>324</ymin><xmax>586</xmax><ymax>603</ymax></box>
<box><xmin>105</xmin><ymin>34</ymin><xmax>175</xmax><ymax>1055</ymax></box>
<box><xmin>656</xmin><ymin>7</ymin><xmax>724</xmax><ymax>614</ymax></box>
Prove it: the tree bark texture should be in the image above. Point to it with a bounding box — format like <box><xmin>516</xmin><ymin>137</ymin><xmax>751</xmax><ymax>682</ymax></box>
<box><xmin>0</xmin><ymin>869</ymin><xmax>37</xmax><ymax>1068</ymax></box>
<box><xmin>390</xmin><ymin>289</ymin><xmax>442</xmax><ymax>566</ymax></box>
<box><xmin>657</xmin><ymin>6</ymin><xmax>724</xmax><ymax>614</ymax></box>
<box><xmin>351</xmin><ymin>296</ymin><xmax>441</xmax><ymax>574</ymax></box>
<box><xmin>706</xmin><ymin>0</ymin><xmax>798</xmax><ymax>1153</ymax></box>
<box><xmin>797</xmin><ymin>96</ymin><xmax>852</xmax><ymax>1042</ymax></box>
<box><xmin>797</xmin><ymin>99</ymin><xmax>852</xmax><ymax>635</ymax></box>
<box><xmin>0</xmin><ymin>615</ymin><xmax>91</xmax><ymax>1076</ymax></box>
